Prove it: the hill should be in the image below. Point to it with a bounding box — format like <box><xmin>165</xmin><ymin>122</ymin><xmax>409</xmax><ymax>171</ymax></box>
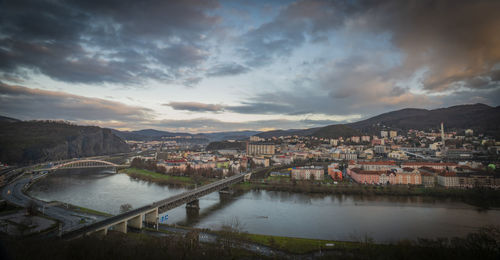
<box><xmin>0</xmin><ymin>120</ymin><xmax>129</xmax><ymax>165</ymax></box>
<box><xmin>113</xmin><ymin>129</ymin><xmax>259</xmax><ymax>141</ymax></box>
<box><xmin>347</xmin><ymin>103</ymin><xmax>500</xmax><ymax>137</ymax></box>
<box><xmin>256</xmin><ymin>103</ymin><xmax>500</xmax><ymax>138</ymax></box>
<box><xmin>312</xmin><ymin>124</ymin><xmax>362</xmax><ymax>138</ymax></box>
<box><xmin>0</xmin><ymin>115</ymin><xmax>21</xmax><ymax>123</ymax></box>
<box><xmin>256</xmin><ymin>128</ymin><xmax>320</xmax><ymax>138</ymax></box>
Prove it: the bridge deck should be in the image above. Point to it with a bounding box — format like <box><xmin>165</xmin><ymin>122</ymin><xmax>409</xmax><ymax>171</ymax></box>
<box><xmin>62</xmin><ymin>173</ymin><xmax>245</xmax><ymax>239</ymax></box>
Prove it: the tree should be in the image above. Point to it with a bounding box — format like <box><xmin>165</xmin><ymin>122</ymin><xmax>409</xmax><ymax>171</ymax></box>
<box><xmin>120</xmin><ymin>203</ymin><xmax>133</xmax><ymax>213</ymax></box>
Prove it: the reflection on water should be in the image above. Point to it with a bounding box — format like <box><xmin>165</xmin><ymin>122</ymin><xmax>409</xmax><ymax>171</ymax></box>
<box><xmin>29</xmin><ymin>168</ymin><xmax>500</xmax><ymax>242</ymax></box>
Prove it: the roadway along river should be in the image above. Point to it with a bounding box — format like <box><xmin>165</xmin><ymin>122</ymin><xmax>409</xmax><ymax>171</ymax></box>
<box><xmin>28</xmin><ymin>168</ymin><xmax>500</xmax><ymax>242</ymax></box>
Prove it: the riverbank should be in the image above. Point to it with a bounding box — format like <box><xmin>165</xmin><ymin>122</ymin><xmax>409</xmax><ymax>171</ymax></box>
<box><xmin>232</xmin><ymin>180</ymin><xmax>500</xmax><ymax>208</ymax></box>
<box><xmin>212</xmin><ymin>230</ymin><xmax>364</xmax><ymax>254</ymax></box>
<box><xmin>3</xmin><ymin>226</ymin><xmax>498</xmax><ymax>259</ymax></box>
<box><xmin>120</xmin><ymin>167</ymin><xmax>215</xmax><ymax>187</ymax></box>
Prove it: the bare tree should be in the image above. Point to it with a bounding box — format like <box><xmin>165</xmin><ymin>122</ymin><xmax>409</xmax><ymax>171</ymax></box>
<box><xmin>119</xmin><ymin>203</ymin><xmax>133</xmax><ymax>213</ymax></box>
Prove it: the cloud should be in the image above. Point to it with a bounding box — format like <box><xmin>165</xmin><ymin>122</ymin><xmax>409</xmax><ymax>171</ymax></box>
<box><xmin>206</xmin><ymin>63</ymin><xmax>250</xmax><ymax>77</ymax></box>
<box><xmin>0</xmin><ymin>0</ymin><xmax>220</xmax><ymax>85</ymax></box>
<box><xmin>164</xmin><ymin>101</ymin><xmax>309</xmax><ymax>115</ymax></box>
<box><xmin>0</xmin><ymin>82</ymin><xmax>153</xmax><ymax>122</ymax></box>
<box><xmin>165</xmin><ymin>102</ymin><xmax>224</xmax><ymax>112</ymax></box>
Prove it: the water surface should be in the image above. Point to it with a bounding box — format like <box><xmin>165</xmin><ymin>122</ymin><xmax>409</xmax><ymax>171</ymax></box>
<box><xmin>29</xmin><ymin>169</ymin><xmax>500</xmax><ymax>242</ymax></box>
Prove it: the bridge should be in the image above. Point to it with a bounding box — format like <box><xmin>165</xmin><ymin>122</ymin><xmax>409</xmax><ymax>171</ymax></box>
<box><xmin>62</xmin><ymin>172</ymin><xmax>250</xmax><ymax>239</ymax></box>
<box><xmin>34</xmin><ymin>159</ymin><xmax>127</xmax><ymax>172</ymax></box>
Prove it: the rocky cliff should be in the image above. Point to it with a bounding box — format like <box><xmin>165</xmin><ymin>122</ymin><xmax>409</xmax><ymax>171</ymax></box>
<box><xmin>0</xmin><ymin>120</ymin><xmax>129</xmax><ymax>165</ymax></box>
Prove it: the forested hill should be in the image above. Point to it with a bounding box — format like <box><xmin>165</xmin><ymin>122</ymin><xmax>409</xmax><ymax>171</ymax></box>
<box><xmin>0</xmin><ymin>119</ymin><xmax>129</xmax><ymax>165</ymax></box>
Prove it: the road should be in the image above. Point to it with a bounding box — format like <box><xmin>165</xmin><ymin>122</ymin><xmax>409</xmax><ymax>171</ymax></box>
<box><xmin>1</xmin><ymin>172</ymin><xmax>106</xmax><ymax>233</ymax></box>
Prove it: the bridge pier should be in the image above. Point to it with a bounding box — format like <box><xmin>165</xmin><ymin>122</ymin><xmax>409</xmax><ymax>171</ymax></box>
<box><xmin>219</xmin><ymin>187</ymin><xmax>233</xmax><ymax>201</ymax></box>
<box><xmin>128</xmin><ymin>214</ymin><xmax>143</xmax><ymax>229</ymax></box>
<box><xmin>186</xmin><ymin>199</ymin><xmax>200</xmax><ymax>209</ymax></box>
<box><xmin>145</xmin><ymin>208</ymin><xmax>158</xmax><ymax>225</ymax></box>
<box><xmin>114</xmin><ymin>221</ymin><xmax>127</xmax><ymax>233</ymax></box>
<box><xmin>91</xmin><ymin>228</ymin><xmax>108</xmax><ymax>236</ymax></box>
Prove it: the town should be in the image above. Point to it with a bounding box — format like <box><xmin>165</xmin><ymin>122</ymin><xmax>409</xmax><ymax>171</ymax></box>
<box><xmin>124</xmin><ymin>123</ymin><xmax>500</xmax><ymax>190</ymax></box>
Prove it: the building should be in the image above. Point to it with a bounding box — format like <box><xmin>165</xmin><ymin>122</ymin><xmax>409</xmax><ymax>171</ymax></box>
<box><xmin>388</xmin><ymin>150</ymin><xmax>408</xmax><ymax>160</ymax></box>
<box><xmin>395</xmin><ymin>168</ymin><xmax>422</xmax><ymax>185</ymax></box>
<box><xmin>327</xmin><ymin>163</ymin><xmax>342</xmax><ymax>180</ymax></box>
<box><xmin>372</xmin><ymin>138</ymin><xmax>385</xmax><ymax>146</ymax></box>
<box><xmin>389</xmin><ymin>130</ymin><xmax>397</xmax><ymax>138</ymax></box>
<box><xmin>402</xmin><ymin>162</ymin><xmax>457</xmax><ymax>171</ymax></box>
<box><xmin>351</xmin><ymin>136</ymin><xmax>360</xmax><ymax>143</ymax></box>
<box><xmin>272</xmin><ymin>155</ymin><xmax>293</xmax><ymax>165</ymax></box>
<box><xmin>374</xmin><ymin>145</ymin><xmax>387</xmax><ymax>154</ymax></box>
<box><xmin>361</xmin><ymin>136</ymin><xmax>371</xmax><ymax>142</ymax></box>
<box><xmin>247</xmin><ymin>142</ymin><xmax>275</xmax><ymax>155</ymax></box>
<box><xmin>291</xmin><ymin>166</ymin><xmax>324</xmax><ymax>180</ymax></box>
<box><xmin>252</xmin><ymin>157</ymin><xmax>270</xmax><ymax>167</ymax></box>
<box><xmin>437</xmin><ymin>172</ymin><xmax>459</xmax><ymax>188</ymax></box>
<box><xmin>379</xmin><ymin>170</ymin><xmax>397</xmax><ymax>185</ymax></box>
<box><xmin>420</xmin><ymin>172</ymin><xmax>436</xmax><ymax>187</ymax></box>
<box><xmin>348</xmin><ymin>168</ymin><xmax>381</xmax><ymax>184</ymax></box>
<box><xmin>354</xmin><ymin>161</ymin><xmax>397</xmax><ymax>171</ymax></box>
<box><xmin>381</xmin><ymin>131</ymin><xmax>388</xmax><ymax>138</ymax></box>
<box><xmin>250</xmin><ymin>136</ymin><xmax>264</xmax><ymax>142</ymax></box>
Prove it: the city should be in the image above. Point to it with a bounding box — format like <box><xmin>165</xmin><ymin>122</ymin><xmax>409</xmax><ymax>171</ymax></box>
<box><xmin>1</xmin><ymin>0</ymin><xmax>500</xmax><ymax>259</ymax></box>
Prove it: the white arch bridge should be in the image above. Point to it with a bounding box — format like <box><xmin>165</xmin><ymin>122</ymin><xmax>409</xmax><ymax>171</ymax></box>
<box><xmin>47</xmin><ymin>160</ymin><xmax>127</xmax><ymax>171</ymax></box>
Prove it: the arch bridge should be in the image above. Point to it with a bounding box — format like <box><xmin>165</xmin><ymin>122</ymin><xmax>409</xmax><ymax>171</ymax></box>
<box><xmin>50</xmin><ymin>160</ymin><xmax>122</xmax><ymax>170</ymax></box>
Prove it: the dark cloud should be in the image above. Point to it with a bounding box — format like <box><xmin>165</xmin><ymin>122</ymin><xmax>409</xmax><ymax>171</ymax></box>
<box><xmin>239</xmin><ymin>0</ymin><xmax>500</xmax><ymax>91</ymax></box>
<box><xmin>206</xmin><ymin>63</ymin><xmax>250</xmax><ymax>77</ymax></box>
<box><xmin>226</xmin><ymin>102</ymin><xmax>299</xmax><ymax>115</ymax></box>
<box><xmin>0</xmin><ymin>82</ymin><xmax>153</xmax><ymax>122</ymax></box>
<box><xmin>165</xmin><ymin>102</ymin><xmax>224</xmax><ymax>112</ymax></box>
<box><xmin>0</xmin><ymin>0</ymin><xmax>219</xmax><ymax>85</ymax></box>
<box><xmin>164</xmin><ymin>101</ymin><xmax>311</xmax><ymax>115</ymax></box>
<box><xmin>238</xmin><ymin>0</ymin><xmax>359</xmax><ymax>67</ymax></box>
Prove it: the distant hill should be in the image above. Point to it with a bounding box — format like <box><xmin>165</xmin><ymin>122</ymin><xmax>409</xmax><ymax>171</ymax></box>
<box><xmin>0</xmin><ymin>115</ymin><xmax>21</xmax><ymax>123</ymax></box>
<box><xmin>256</xmin><ymin>128</ymin><xmax>320</xmax><ymax>138</ymax></box>
<box><xmin>199</xmin><ymin>131</ymin><xmax>261</xmax><ymax>142</ymax></box>
<box><xmin>113</xmin><ymin>129</ymin><xmax>259</xmax><ymax>141</ymax></box>
<box><xmin>312</xmin><ymin>124</ymin><xmax>362</xmax><ymax>138</ymax></box>
<box><xmin>0</xmin><ymin>120</ymin><xmax>129</xmax><ymax>165</ymax></box>
<box><xmin>112</xmin><ymin>129</ymin><xmax>189</xmax><ymax>141</ymax></box>
<box><xmin>256</xmin><ymin>103</ymin><xmax>500</xmax><ymax>138</ymax></box>
<box><xmin>347</xmin><ymin>103</ymin><xmax>500</xmax><ymax>137</ymax></box>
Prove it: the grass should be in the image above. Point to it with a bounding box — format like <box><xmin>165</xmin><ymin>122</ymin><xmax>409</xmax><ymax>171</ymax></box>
<box><xmin>217</xmin><ymin>231</ymin><xmax>366</xmax><ymax>254</ymax></box>
<box><xmin>266</xmin><ymin>175</ymin><xmax>291</xmax><ymax>182</ymax></box>
<box><xmin>121</xmin><ymin>168</ymin><xmax>193</xmax><ymax>184</ymax></box>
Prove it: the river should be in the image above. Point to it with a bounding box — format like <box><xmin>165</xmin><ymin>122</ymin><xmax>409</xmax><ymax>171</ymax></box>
<box><xmin>28</xmin><ymin>168</ymin><xmax>500</xmax><ymax>242</ymax></box>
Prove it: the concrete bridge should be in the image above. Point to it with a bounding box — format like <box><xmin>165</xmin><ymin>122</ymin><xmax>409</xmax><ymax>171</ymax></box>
<box><xmin>62</xmin><ymin>172</ymin><xmax>250</xmax><ymax>239</ymax></box>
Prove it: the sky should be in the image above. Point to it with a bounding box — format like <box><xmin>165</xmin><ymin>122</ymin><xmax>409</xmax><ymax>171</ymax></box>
<box><xmin>1</xmin><ymin>0</ymin><xmax>499</xmax><ymax>133</ymax></box>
